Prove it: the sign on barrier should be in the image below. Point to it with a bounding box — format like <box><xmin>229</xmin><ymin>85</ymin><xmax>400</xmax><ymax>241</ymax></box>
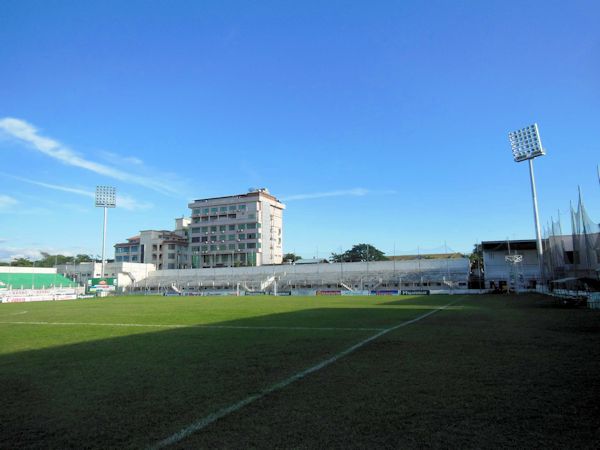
<box><xmin>400</xmin><ymin>290</ymin><xmax>430</xmax><ymax>295</ymax></box>
<box><xmin>341</xmin><ymin>290</ymin><xmax>370</xmax><ymax>296</ymax></box>
<box><xmin>316</xmin><ymin>290</ymin><xmax>342</xmax><ymax>296</ymax></box>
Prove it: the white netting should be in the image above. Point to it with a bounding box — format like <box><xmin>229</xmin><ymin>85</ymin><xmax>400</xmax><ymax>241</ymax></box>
<box><xmin>544</xmin><ymin>178</ymin><xmax>600</xmax><ymax>281</ymax></box>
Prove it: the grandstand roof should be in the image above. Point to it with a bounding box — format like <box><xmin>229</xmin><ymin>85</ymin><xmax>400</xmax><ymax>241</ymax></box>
<box><xmin>482</xmin><ymin>240</ymin><xmax>537</xmax><ymax>251</ymax></box>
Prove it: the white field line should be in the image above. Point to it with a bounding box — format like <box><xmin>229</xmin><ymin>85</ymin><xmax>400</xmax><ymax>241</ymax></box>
<box><xmin>0</xmin><ymin>321</ymin><xmax>384</xmax><ymax>332</ymax></box>
<box><xmin>149</xmin><ymin>299</ymin><xmax>460</xmax><ymax>450</ymax></box>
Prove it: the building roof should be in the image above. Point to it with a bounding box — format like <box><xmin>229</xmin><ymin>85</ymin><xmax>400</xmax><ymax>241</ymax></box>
<box><xmin>481</xmin><ymin>240</ymin><xmax>537</xmax><ymax>251</ymax></box>
<box><xmin>387</xmin><ymin>253</ymin><xmax>465</xmax><ymax>260</ymax></box>
<box><xmin>295</xmin><ymin>258</ymin><xmax>330</xmax><ymax>264</ymax></box>
<box><xmin>189</xmin><ymin>189</ymin><xmax>284</xmax><ymax>206</ymax></box>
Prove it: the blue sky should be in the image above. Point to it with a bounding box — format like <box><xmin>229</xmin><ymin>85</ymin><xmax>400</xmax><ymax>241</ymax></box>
<box><xmin>1</xmin><ymin>0</ymin><xmax>599</xmax><ymax>261</ymax></box>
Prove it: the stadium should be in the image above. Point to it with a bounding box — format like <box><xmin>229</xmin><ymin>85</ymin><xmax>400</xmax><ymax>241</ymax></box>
<box><xmin>2</xmin><ymin>4</ymin><xmax>600</xmax><ymax>448</ymax></box>
<box><xmin>1</xmin><ymin>180</ymin><xmax>599</xmax><ymax>448</ymax></box>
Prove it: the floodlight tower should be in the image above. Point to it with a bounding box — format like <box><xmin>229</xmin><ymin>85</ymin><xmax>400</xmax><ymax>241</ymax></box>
<box><xmin>95</xmin><ymin>186</ymin><xmax>116</xmax><ymax>279</ymax></box>
<box><xmin>508</xmin><ymin>123</ymin><xmax>546</xmax><ymax>285</ymax></box>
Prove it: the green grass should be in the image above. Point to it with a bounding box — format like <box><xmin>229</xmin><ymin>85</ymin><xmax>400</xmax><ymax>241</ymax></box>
<box><xmin>1</xmin><ymin>294</ymin><xmax>599</xmax><ymax>449</ymax></box>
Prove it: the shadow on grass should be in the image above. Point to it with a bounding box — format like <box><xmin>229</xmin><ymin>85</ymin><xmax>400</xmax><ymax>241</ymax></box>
<box><xmin>0</xmin><ymin>301</ymin><xmax>457</xmax><ymax>449</ymax></box>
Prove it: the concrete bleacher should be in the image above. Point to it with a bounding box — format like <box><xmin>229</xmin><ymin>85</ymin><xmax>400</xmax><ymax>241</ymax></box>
<box><xmin>129</xmin><ymin>258</ymin><xmax>470</xmax><ymax>293</ymax></box>
<box><xmin>0</xmin><ymin>272</ymin><xmax>77</xmax><ymax>289</ymax></box>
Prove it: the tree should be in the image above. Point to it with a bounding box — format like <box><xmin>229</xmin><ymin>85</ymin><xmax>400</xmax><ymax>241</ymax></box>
<box><xmin>330</xmin><ymin>244</ymin><xmax>387</xmax><ymax>262</ymax></box>
<box><xmin>469</xmin><ymin>244</ymin><xmax>484</xmax><ymax>271</ymax></box>
<box><xmin>36</xmin><ymin>253</ymin><xmax>76</xmax><ymax>267</ymax></box>
<box><xmin>74</xmin><ymin>254</ymin><xmax>93</xmax><ymax>264</ymax></box>
<box><xmin>10</xmin><ymin>257</ymin><xmax>34</xmax><ymax>267</ymax></box>
<box><xmin>283</xmin><ymin>253</ymin><xmax>302</xmax><ymax>263</ymax></box>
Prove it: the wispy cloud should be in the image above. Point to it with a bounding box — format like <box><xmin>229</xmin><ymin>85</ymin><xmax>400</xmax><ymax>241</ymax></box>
<box><xmin>0</xmin><ymin>246</ymin><xmax>43</xmax><ymax>261</ymax></box>
<box><xmin>4</xmin><ymin>174</ymin><xmax>153</xmax><ymax>211</ymax></box>
<box><xmin>100</xmin><ymin>151</ymin><xmax>144</xmax><ymax>166</ymax></box>
<box><xmin>0</xmin><ymin>194</ymin><xmax>18</xmax><ymax>209</ymax></box>
<box><xmin>0</xmin><ymin>245</ymin><xmax>90</xmax><ymax>262</ymax></box>
<box><xmin>117</xmin><ymin>194</ymin><xmax>153</xmax><ymax>211</ymax></box>
<box><xmin>0</xmin><ymin>117</ymin><xmax>178</xmax><ymax>195</ymax></box>
<box><xmin>281</xmin><ymin>188</ymin><xmax>397</xmax><ymax>202</ymax></box>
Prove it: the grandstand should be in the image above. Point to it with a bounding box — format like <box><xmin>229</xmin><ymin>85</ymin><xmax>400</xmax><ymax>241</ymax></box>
<box><xmin>128</xmin><ymin>258</ymin><xmax>470</xmax><ymax>294</ymax></box>
<box><xmin>0</xmin><ymin>267</ymin><xmax>83</xmax><ymax>303</ymax></box>
<box><xmin>0</xmin><ymin>272</ymin><xmax>78</xmax><ymax>290</ymax></box>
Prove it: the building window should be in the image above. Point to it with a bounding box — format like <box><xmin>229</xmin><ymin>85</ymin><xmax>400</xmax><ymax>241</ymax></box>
<box><xmin>220</xmin><ymin>206</ymin><xmax>227</xmax><ymax>212</ymax></box>
<box><xmin>238</xmin><ymin>233</ymin><xmax>246</xmax><ymax>240</ymax></box>
<box><xmin>191</xmin><ymin>227</ymin><xmax>201</xmax><ymax>233</ymax></box>
<box><xmin>229</xmin><ymin>205</ymin><xmax>236</xmax><ymax>211</ymax></box>
<box><xmin>219</xmin><ymin>244</ymin><xmax>227</xmax><ymax>251</ymax></box>
<box><xmin>201</xmin><ymin>226</ymin><xmax>208</xmax><ymax>232</ymax></box>
<box><xmin>238</xmin><ymin>204</ymin><xmax>246</xmax><ymax>211</ymax></box>
<box><xmin>191</xmin><ymin>237</ymin><xmax>200</xmax><ymax>243</ymax></box>
<box><xmin>227</xmin><ymin>234</ymin><xmax>235</xmax><ymax>241</ymax></box>
<box><xmin>201</xmin><ymin>245</ymin><xmax>208</xmax><ymax>251</ymax></box>
<box><xmin>246</xmin><ymin>223</ymin><xmax>256</xmax><ymax>229</ymax></box>
<box><xmin>228</xmin><ymin>224</ymin><xmax>235</xmax><ymax>231</ymax></box>
<box><xmin>168</xmin><ymin>253</ymin><xmax>175</xmax><ymax>259</ymax></box>
<box><xmin>238</xmin><ymin>243</ymin><xmax>246</xmax><ymax>250</ymax></box>
<box><xmin>202</xmin><ymin>208</ymin><xmax>209</xmax><ymax>214</ymax></box>
<box><xmin>210</xmin><ymin>226</ymin><xmax>217</xmax><ymax>232</ymax></box>
<box><xmin>210</xmin><ymin>245</ymin><xmax>217</xmax><ymax>251</ymax></box>
<box><xmin>248</xmin><ymin>213</ymin><xmax>255</xmax><ymax>219</ymax></box>
<box><xmin>219</xmin><ymin>225</ymin><xmax>226</xmax><ymax>232</ymax></box>
<box><xmin>211</xmin><ymin>207</ymin><xmax>218</xmax><ymax>213</ymax></box>
<box><xmin>228</xmin><ymin>244</ymin><xmax>235</xmax><ymax>250</ymax></box>
<box><xmin>201</xmin><ymin>237</ymin><xmax>208</xmax><ymax>243</ymax></box>
<box><xmin>168</xmin><ymin>244</ymin><xmax>176</xmax><ymax>250</ymax></box>
<box><xmin>192</xmin><ymin>208</ymin><xmax>201</xmax><ymax>215</ymax></box>
<box><xmin>167</xmin><ymin>263</ymin><xmax>175</xmax><ymax>269</ymax></box>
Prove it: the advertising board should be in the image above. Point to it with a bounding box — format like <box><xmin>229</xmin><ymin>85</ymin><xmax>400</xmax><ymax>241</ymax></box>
<box><xmin>316</xmin><ymin>290</ymin><xmax>342</xmax><ymax>296</ymax></box>
<box><xmin>87</xmin><ymin>278</ymin><xmax>117</xmax><ymax>293</ymax></box>
<box><xmin>400</xmin><ymin>290</ymin><xmax>430</xmax><ymax>295</ymax></box>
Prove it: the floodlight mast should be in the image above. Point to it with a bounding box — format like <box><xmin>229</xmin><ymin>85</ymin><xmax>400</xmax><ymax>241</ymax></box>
<box><xmin>508</xmin><ymin>123</ymin><xmax>545</xmax><ymax>287</ymax></box>
<box><xmin>95</xmin><ymin>186</ymin><xmax>116</xmax><ymax>280</ymax></box>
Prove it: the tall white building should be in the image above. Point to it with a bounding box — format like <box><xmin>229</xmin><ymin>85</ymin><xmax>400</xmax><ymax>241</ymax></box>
<box><xmin>188</xmin><ymin>188</ymin><xmax>285</xmax><ymax>267</ymax></box>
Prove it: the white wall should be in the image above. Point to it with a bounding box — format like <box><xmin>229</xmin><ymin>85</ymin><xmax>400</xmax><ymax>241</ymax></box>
<box><xmin>0</xmin><ymin>267</ymin><xmax>57</xmax><ymax>274</ymax></box>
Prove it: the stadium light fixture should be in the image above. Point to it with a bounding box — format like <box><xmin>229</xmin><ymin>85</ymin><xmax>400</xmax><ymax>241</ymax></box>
<box><xmin>95</xmin><ymin>186</ymin><xmax>116</xmax><ymax>280</ymax></box>
<box><xmin>507</xmin><ymin>123</ymin><xmax>545</xmax><ymax>285</ymax></box>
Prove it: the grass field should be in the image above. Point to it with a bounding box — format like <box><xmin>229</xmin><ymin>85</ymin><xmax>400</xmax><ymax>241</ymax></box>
<box><xmin>1</xmin><ymin>294</ymin><xmax>599</xmax><ymax>449</ymax></box>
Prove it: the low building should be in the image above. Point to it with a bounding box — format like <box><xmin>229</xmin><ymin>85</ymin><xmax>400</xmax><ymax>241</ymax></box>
<box><xmin>56</xmin><ymin>261</ymin><xmax>155</xmax><ymax>287</ymax></box>
<box><xmin>114</xmin><ymin>218</ymin><xmax>190</xmax><ymax>269</ymax></box>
